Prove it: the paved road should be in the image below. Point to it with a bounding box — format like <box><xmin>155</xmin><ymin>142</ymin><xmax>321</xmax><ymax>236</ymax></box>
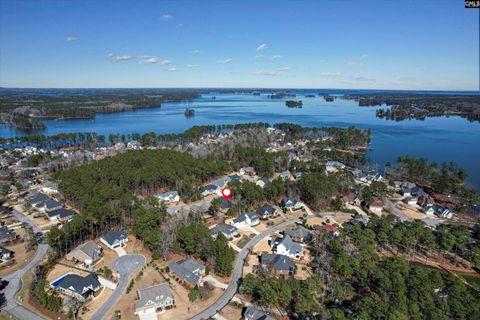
<box><xmin>91</xmin><ymin>254</ymin><xmax>146</xmax><ymax>320</ymax></box>
<box><xmin>2</xmin><ymin>210</ymin><xmax>48</xmax><ymax>320</ymax></box>
<box><xmin>190</xmin><ymin>215</ymin><xmax>314</xmax><ymax>320</ymax></box>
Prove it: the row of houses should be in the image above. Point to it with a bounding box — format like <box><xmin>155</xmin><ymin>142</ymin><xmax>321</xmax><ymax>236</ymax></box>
<box><xmin>28</xmin><ymin>192</ymin><xmax>76</xmax><ymax>223</ymax></box>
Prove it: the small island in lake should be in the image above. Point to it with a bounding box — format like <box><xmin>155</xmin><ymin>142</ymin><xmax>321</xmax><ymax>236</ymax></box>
<box><xmin>184</xmin><ymin>108</ymin><xmax>195</xmax><ymax>118</ymax></box>
<box><xmin>285</xmin><ymin>100</ymin><xmax>303</xmax><ymax>108</ymax></box>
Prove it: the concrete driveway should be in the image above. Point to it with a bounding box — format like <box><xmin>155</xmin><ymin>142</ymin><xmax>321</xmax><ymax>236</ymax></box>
<box><xmin>91</xmin><ymin>254</ymin><xmax>146</xmax><ymax>320</ymax></box>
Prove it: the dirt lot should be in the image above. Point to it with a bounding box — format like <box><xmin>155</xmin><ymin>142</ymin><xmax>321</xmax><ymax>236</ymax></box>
<box><xmin>396</xmin><ymin>202</ymin><xmax>430</xmax><ymax>220</ymax></box>
<box><xmin>80</xmin><ymin>287</ymin><xmax>114</xmax><ymax>320</ymax></box>
<box><xmin>243</xmin><ymin>254</ymin><xmax>259</xmax><ymax>275</ymax></box>
<box><xmin>251</xmin><ymin>238</ymin><xmax>272</xmax><ymax>255</ymax></box>
<box><xmin>219</xmin><ymin>304</ymin><xmax>243</xmax><ymax>320</ymax></box>
<box><xmin>0</xmin><ymin>229</ymin><xmax>36</xmax><ymax>276</ymax></box>
<box><xmin>94</xmin><ymin>243</ymin><xmax>121</xmax><ymax>271</ymax></box>
<box><xmin>46</xmin><ymin>263</ymin><xmax>90</xmax><ymax>283</ymax></box>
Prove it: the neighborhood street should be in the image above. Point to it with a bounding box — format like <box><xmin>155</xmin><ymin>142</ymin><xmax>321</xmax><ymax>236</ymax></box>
<box><xmin>190</xmin><ymin>214</ymin><xmax>315</xmax><ymax>320</ymax></box>
<box><xmin>91</xmin><ymin>254</ymin><xmax>146</xmax><ymax>320</ymax></box>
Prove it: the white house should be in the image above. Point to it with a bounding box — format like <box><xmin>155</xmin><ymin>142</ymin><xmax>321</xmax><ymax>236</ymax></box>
<box><xmin>271</xmin><ymin>235</ymin><xmax>303</xmax><ymax>260</ymax></box>
<box><xmin>100</xmin><ymin>230</ymin><xmax>128</xmax><ymax>250</ymax></box>
<box><xmin>134</xmin><ymin>283</ymin><xmax>174</xmax><ymax>317</ymax></box>
<box><xmin>231</xmin><ymin>212</ymin><xmax>260</xmax><ymax>228</ymax></box>
<box><xmin>156</xmin><ymin>191</ymin><xmax>180</xmax><ymax>203</ymax></box>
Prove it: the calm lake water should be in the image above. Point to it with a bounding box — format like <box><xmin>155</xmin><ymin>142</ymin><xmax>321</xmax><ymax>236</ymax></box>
<box><xmin>1</xmin><ymin>92</ymin><xmax>480</xmax><ymax>190</ymax></box>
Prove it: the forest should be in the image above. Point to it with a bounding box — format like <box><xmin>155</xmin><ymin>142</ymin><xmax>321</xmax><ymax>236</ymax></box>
<box><xmin>241</xmin><ymin>216</ymin><xmax>480</xmax><ymax>319</ymax></box>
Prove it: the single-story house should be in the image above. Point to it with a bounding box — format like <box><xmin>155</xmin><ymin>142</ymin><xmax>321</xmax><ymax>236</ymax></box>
<box><xmin>100</xmin><ymin>230</ymin><xmax>128</xmax><ymax>249</ymax></box>
<box><xmin>156</xmin><ymin>191</ymin><xmax>180</xmax><ymax>203</ymax></box>
<box><xmin>210</xmin><ymin>223</ymin><xmax>238</xmax><ymax>239</ymax></box>
<box><xmin>47</xmin><ymin>208</ymin><xmax>76</xmax><ymax>222</ymax></box>
<box><xmin>256</xmin><ymin>204</ymin><xmax>278</xmax><ymax>220</ymax></box>
<box><xmin>342</xmin><ymin>192</ymin><xmax>361</xmax><ymax>206</ymax></box>
<box><xmin>260</xmin><ymin>253</ymin><xmax>296</xmax><ymax>276</ymax></box>
<box><xmin>0</xmin><ymin>246</ymin><xmax>13</xmax><ymax>262</ymax></box>
<box><xmin>369</xmin><ymin>198</ymin><xmax>384</xmax><ymax>214</ymax></box>
<box><xmin>271</xmin><ymin>235</ymin><xmax>303</xmax><ymax>260</ymax></box>
<box><xmin>284</xmin><ymin>226</ymin><xmax>312</xmax><ymax>243</ymax></box>
<box><xmin>244</xmin><ymin>306</ymin><xmax>275</xmax><ymax>320</ymax></box>
<box><xmin>0</xmin><ymin>226</ymin><xmax>16</xmax><ymax>244</ymax></box>
<box><xmin>134</xmin><ymin>283</ymin><xmax>175</xmax><ymax>317</ymax></box>
<box><xmin>53</xmin><ymin>273</ymin><xmax>102</xmax><ymax>302</ymax></box>
<box><xmin>280</xmin><ymin>197</ymin><xmax>303</xmax><ymax>211</ymax></box>
<box><xmin>200</xmin><ymin>184</ymin><xmax>220</xmax><ymax>197</ymax></box>
<box><xmin>231</xmin><ymin>212</ymin><xmax>260</xmax><ymax>228</ymax></box>
<box><xmin>169</xmin><ymin>259</ymin><xmax>205</xmax><ymax>286</ymax></box>
<box><xmin>66</xmin><ymin>240</ymin><xmax>102</xmax><ymax>265</ymax></box>
<box><xmin>240</xmin><ymin>167</ymin><xmax>256</xmax><ymax>176</ymax></box>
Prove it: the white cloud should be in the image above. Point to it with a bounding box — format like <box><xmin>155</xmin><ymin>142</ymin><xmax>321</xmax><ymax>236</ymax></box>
<box><xmin>350</xmin><ymin>76</ymin><xmax>376</xmax><ymax>83</ymax></box>
<box><xmin>167</xmin><ymin>67</ymin><xmax>177</xmax><ymax>72</ymax></box>
<box><xmin>192</xmin><ymin>49</ymin><xmax>200</xmax><ymax>54</ymax></box>
<box><xmin>256</xmin><ymin>43</ymin><xmax>268</xmax><ymax>51</ymax></box>
<box><xmin>253</xmin><ymin>71</ymin><xmax>280</xmax><ymax>76</ymax></box>
<box><xmin>109</xmin><ymin>54</ymin><xmax>132</xmax><ymax>62</ymax></box>
<box><xmin>159</xmin><ymin>14</ymin><xmax>173</xmax><ymax>21</ymax></box>
<box><xmin>138</xmin><ymin>56</ymin><xmax>158</xmax><ymax>64</ymax></box>
<box><xmin>217</xmin><ymin>58</ymin><xmax>233</xmax><ymax>64</ymax></box>
<box><xmin>347</xmin><ymin>54</ymin><xmax>368</xmax><ymax>66</ymax></box>
<box><xmin>66</xmin><ymin>36</ymin><xmax>77</xmax><ymax>42</ymax></box>
<box><xmin>255</xmin><ymin>54</ymin><xmax>265</xmax><ymax>58</ymax></box>
<box><xmin>160</xmin><ymin>59</ymin><xmax>172</xmax><ymax>65</ymax></box>
<box><xmin>277</xmin><ymin>67</ymin><xmax>290</xmax><ymax>72</ymax></box>
<box><xmin>272</xmin><ymin>55</ymin><xmax>282</xmax><ymax>59</ymax></box>
<box><xmin>320</xmin><ymin>72</ymin><xmax>341</xmax><ymax>77</ymax></box>
<box><xmin>186</xmin><ymin>64</ymin><xmax>199</xmax><ymax>68</ymax></box>
<box><xmin>178</xmin><ymin>23</ymin><xmax>184</xmax><ymax>27</ymax></box>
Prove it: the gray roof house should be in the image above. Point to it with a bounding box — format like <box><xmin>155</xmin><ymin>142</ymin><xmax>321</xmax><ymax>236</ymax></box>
<box><xmin>135</xmin><ymin>283</ymin><xmax>174</xmax><ymax>316</ymax></box>
<box><xmin>284</xmin><ymin>226</ymin><xmax>312</xmax><ymax>243</ymax></box>
<box><xmin>244</xmin><ymin>306</ymin><xmax>275</xmax><ymax>320</ymax></box>
<box><xmin>27</xmin><ymin>192</ymin><xmax>50</xmax><ymax>205</ymax></box>
<box><xmin>256</xmin><ymin>204</ymin><xmax>278</xmax><ymax>219</ymax></box>
<box><xmin>43</xmin><ymin>198</ymin><xmax>64</xmax><ymax>212</ymax></box>
<box><xmin>228</xmin><ymin>174</ymin><xmax>244</xmax><ymax>183</ymax></box>
<box><xmin>280</xmin><ymin>197</ymin><xmax>302</xmax><ymax>211</ymax></box>
<box><xmin>231</xmin><ymin>212</ymin><xmax>260</xmax><ymax>228</ymax></box>
<box><xmin>219</xmin><ymin>198</ymin><xmax>232</xmax><ymax>213</ymax></box>
<box><xmin>100</xmin><ymin>230</ymin><xmax>128</xmax><ymax>249</ymax></box>
<box><xmin>271</xmin><ymin>235</ymin><xmax>304</xmax><ymax>259</ymax></box>
<box><xmin>280</xmin><ymin>170</ymin><xmax>292</xmax><ymax>180</ymax></box>
<box><xmin>169</xmin><ymin>259</ymin><xmax>205</xmax><ymax>286</ymax></box>
<box><xmin>260</xmin><ymin>253</ymin><xmax>295</xmax><ymax>276</ymax></box>
<box><xmin>210</xmin><ymin>223</ymin><xmax>238</xmax><ymax>239</ymax></box>
<box><xmin>66</xmin><ymin>241</ymin><xmax>102</xmax><ymax>265</ymax></box>
<box><xmin>0</xmin><ymin>246</ymin><xmax>13</xmax><ymax>262</ymax></box>
<box><xmin>54</xmin><ymin>273</ymin><xmax>102</xmax><ymax>302</ymax></box>
<box><xmin>200</xmin><ymin>184</ymin><xmax>220</xmax><ymax>197</ymax></box>
<box><xmin>47</xmin><ymin>208</ymin><xmax>75</xmax><ymax>222</ymax></box>
<box><xmin>0</xmin><ymin>226</ymin><xmax>16</xmax><ymax>244</ymax></box>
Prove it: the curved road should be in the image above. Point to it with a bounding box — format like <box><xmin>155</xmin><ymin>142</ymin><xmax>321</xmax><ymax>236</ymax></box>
<box><xmin>190</xmin><ymin>215</ymin><xmax>314</xmax><ymax>320</ymax></box>
<box><xmin>2</xmin><ymin>210</ymin><xmax>48</xmax><ymax>320</ymax></box>
<box><xmin>91</xmin><ymin>254</ymin><xmax>146</xmax><ymax>320</ymax></box>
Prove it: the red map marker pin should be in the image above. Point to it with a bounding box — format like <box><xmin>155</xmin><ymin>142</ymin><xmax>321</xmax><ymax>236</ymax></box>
<box><xmin>221</xmin><ymin>187</ymin><xmax>232</xmax><ymax>201</ymax></box>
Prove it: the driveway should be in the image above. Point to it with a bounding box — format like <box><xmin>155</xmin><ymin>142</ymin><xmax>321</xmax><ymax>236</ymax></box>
<box><xmin>190</xmin><ymin>215</ymin><xmax>316</xmax><ymax>320</ymax></box>
<box><xmin>91</xmin><ymin>254</ymin><xmax>146</xmax><ymax>320</ymax></box>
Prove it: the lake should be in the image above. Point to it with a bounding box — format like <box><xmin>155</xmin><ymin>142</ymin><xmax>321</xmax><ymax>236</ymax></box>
<box><xmin>1</xmin><ymin>92</ymin><xmax>480</xmax><ymax>190</ymax></box>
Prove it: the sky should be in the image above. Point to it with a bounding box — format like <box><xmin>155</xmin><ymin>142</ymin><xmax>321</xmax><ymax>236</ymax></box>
<box><xmin>0</xmin><ymin>0</ymin><xmax>478</xmax><ymax>90</ymax></box>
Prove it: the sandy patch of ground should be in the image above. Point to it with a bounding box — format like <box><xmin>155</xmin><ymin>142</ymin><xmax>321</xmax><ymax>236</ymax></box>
<box><xmin>396</xmin><ymin>202</ymin><xmax>429</xmax><ymax>220</ymax></box>
<box><xmin>219</xmin><ymin>304</ymin><xmax>243</xmax><ymax>320</ymax></box>
<box><xmin>251</xmin><ymin>238</ymin><xmax>272</xmax><ymax>255</ymax></box>
<box><xmin>0</xmin><ymin>230</ymin><xmax>36</xmax><ymax>276</ymax></box>
<box><xmin>243</xmin><ymin>254</ymin><xmax>259</xmax><ymax>275</ymax></box>
<box><xmin>79</xmin><ymin>287</ymin><xmax>114</xmax><ymax>320</ymax></box>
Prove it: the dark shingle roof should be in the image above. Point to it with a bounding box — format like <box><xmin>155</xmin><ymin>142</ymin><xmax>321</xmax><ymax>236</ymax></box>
<box><xmin>260</xmin><ymin>253</ymin><xmax>295</xmax><ymax>272</ymax></box>
<box><xmin>47</xmin><ymin>208</ymin><xmax>75</xmax><ymax>219</ymax></box>
<box><xmin>56</xmin><ymin>273</ymin><xmax>101</xmax><ymax>296</ymax></box>
<box><xmin>100</xmin><ymin>230</ymin><xmax>127</xmax><ymax>246</ymax></box>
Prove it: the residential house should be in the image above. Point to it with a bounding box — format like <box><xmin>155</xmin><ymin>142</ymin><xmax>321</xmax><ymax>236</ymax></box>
<box><xmin>389</xmin><ymin>180</ymin><xmax>403</xmax><ymax>190</ymax></box>
<box><xmin>127</xmin><ymin>141</ymin><xmax>142</xmax><ymax>150</ymax></box>
<box><xmin>134</xmin><ymin>283</ymin><xmax>175</xmax><ymax>317</ymax></box>
<box><xmin>422</xmin><ymin>205</ymin><xmax>435</xmax><ymax>216</ymax></box>
<box><xmin>231</xmin><ymin>212</ymin><xmax>260</xmax><ymax>228</ymax></box>
<box><xmin>228</xmin><ymin>174</ymin><xmax>244</xmax><ymax>183</ymax></box>
<box><xmin>433</xmin><ymin>205</ymin><xmax>453</xmax><ymax>219</ymax></box>
<box><xmin>342</xmin><ymin>192</ymin><xmax>361</xmax><ymax>206</ymax></box>
<box><xmin>27</xmin><ymin>192</ymin><xmax>50</xmax><ymax>206</ymax></box>
<box><xmin>156</xmin><ymin>191</ymin><xmax>180</xmax><ymax>203</ymax></box>
<box><xmin>169</xmin><ymin>259</ymin><xmax>205</xmax><ymax>286</ymax></box>
<box><xmin>326</xmin><ymin>161</ymin><xmax>346</xmax><ymax>173</ymax></box>
<box><xmin>100</xmin><ymin>230</ymin><xmax>128</xmax><ymax>250</ymax></box>
<box><xmin>280</xmin><ymin>197</ymin><xmax>303</xmax><ymax>211</ymax></box>
<box><xmin>0</xmin><ymin>226</ymin><xmax>16</xmax><ymax>244</ymax></box>
<box><xmin>368</xmin><ymin>198</ymin><xmax>384</xmax><ymax>214</ymax></box>
<box><xmin>47</xmin><ymin>208</ymin><xmax>76</xmax><ymax>222</ymax></box>
<box><xmin>43</xmin><ymin>199</ymin><xmax>64</xmax><ymax>212</ymax></box>
<box><xmin>284</xmin><ymin>226</ymin><xmax>312</xmax><ymax>243</ymax></box>
<box><xmin>200</xmin><ymin>184</ymin><xmax>220</xmax><ymax>197</ymax></box>
<box><xmin>0</xmin><ymin>246</ymin><xmax>13</xmax><ymax>262</ymax></box>
<box><xmin>260</xmin><ymin>253</ymin><xmax>295</xmax><ymax>276</ymax></box>
<box><xmin>240</xmin><ymin>167</ymin><xmax>256</xmax><ymax>176</ymax></box>
<box><xmin>400</xmin><ymin>188</ymin><xmax>412</xmax><ymax>197</ymax></box>
<box><xmin>256</xmin><ymin>204</ymin><xmax>278</xmax><ymax>220</ymax></box>
<box><xmin>417</xmin><ymin>195</ymin><xmax>434</xmax><ymax>207</ymax></box>
<box><xmin>66</xmin><ymin>241</ymin><xmax>102</xmax><ymax>265</ymax></box>
<box><xmin>53</xmin><ymin>273</ymin><xmax>102</xmax><ymax>302</ymax></box>
<box><xmin>271</xmin><ymin>235</ymin><xmax>303</xmax><ymax>260</ymax></box>
<box><xmin>212</xmin><ymin>177</ymin><xmax>230</xmax><ymax>189</ymax></box>
<box><xmin>244</xmin><ymin>306</ymin><xmax>275</xmax><ymax>320</ymax></box>
<box><xmin>403</xmin><ymin>197</ymin><xmax>418</xmax><ymax>206</ymax></box>
<box><xmin>219</xmin><ymin>198</ymin><xmax>232</xmax><ymax>214</ymax></box>
<box><xmin>318</xmin><ymin>224</ymin><xmax>341</xmax><ymax>237</ymax></box>
<box><xmin>280</xmin><ymin>170</ymin><xmax>292</xmax><ymax>181</ymax></box>
<box><xmin>350</xmin><ymin>168</ymin><xmax>367</xmax><ymax>182</ymax></box>
<box><xmin>255</xmin><ymin>177</ymin><xmax>270</xmax><ymax>189</ymax></box>
<box><xmin>210</xmin><ymin>223</ymin><xmax>238</xmax><ymax>239</ymax></box>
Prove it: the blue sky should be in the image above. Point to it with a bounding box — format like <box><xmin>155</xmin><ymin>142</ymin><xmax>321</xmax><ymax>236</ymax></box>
<box><xmin>0</xmin><ymin>0</ymin><xmax>478</xmax><ymax>90</ymax></box>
